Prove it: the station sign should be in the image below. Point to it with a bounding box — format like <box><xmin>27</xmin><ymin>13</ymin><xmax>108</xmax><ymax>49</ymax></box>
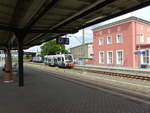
<box><xmin>56</xmin><ymin>37</ymin><xmax>69</xmax><ymax>45</ymax></box>
<box><xmin>90</xmin><ymin>54</ymin><xmax>94</xmax><ymax>56</ymax></box>
<box><xmin>134</xmin><ymin>51</ymin><xmax>145</xmax><ymax>55</ymax></box>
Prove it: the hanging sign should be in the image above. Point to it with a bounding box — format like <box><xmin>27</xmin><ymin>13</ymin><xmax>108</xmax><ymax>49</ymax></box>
<box><xmin>56</xmin><ymin>37</ymin><xmax>69</xmax><ymax>45</ymax></box>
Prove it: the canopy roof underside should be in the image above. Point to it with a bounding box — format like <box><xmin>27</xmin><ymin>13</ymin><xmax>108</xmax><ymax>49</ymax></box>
<box><xmin>0</xmin><ymin>0</ymin><xmax>149</xmax><ymax>49</ymax></box>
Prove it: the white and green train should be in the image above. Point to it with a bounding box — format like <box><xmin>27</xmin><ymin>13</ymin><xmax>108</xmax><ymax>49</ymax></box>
<box><xmin>44</xmin><ymin>54</ymin><xmax>74</xmax><ymax>68</ymax></box>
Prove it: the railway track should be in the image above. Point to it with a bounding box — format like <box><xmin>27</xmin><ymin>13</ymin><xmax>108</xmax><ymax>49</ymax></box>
<box><xmin>73</xmin><ymin>68</ymin><xmax>150</xmax><ymax>81</ymax></box>
<box><xmin>27</xmin><ymin>62</ymin><xmax>150</xmax><ymax>81</ymax></box>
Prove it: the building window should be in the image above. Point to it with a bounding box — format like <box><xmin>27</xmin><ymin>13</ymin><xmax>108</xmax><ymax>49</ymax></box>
<box><xmin>99</xmin><ymin>39</ymin><xmax>104</xmax><ymax>45</ymax></box>
<box><xmin>117</xmin><ymin>26</ymin><xmax>121</xmax><ymax>32</ymax></box>
<box><xmin>147</xmin><ymin>34</ymin><xmax>150</xmax><ymax>43</ymax></box>
<box><xmin>116</xmin><ymin>50</ymin><xmax>124</xmax><ymax>65</ymax></box>
<box><xmin>95</xmin><ymin>33</ymin><xmax>98</xmax><ymax>36</ymax></box>
<box><xmin>81</xmin><ymin>48</ymin><xmax>84</xmax><ymax>56</ymax></box>
<box><xmin>141</xmin><ymin>50</ymin><xmax>149</xmax><ymax>64</ymax></box>
<box><xmin>99</xmin><ymin>31</ymin><xmax>103</xmax><ymax>35</ymax></box>
<box><xmin>141</xmin><ymin>26</ymin><xmax>143</xmax><ymax>30</ymax></box>
<box><xmin>139</xmin><ymin>34</ymin><xmax>144</xmax><ymax>43</ymax></box>
<box><xmin>107</xmin><ymin>51</ymin><xmax>113</xmax><ymax>64</ymax></box>
<box><xmin>99</xmin><ymin>51</ymin><xmax>104</xmax><ymax>64</ymax></box>
<box><xmin>116</xmin><ymin>34</ymin><xmax>123</xmax><ymax>43</ymax></box>
<box><xmin>79</xmin><ymin>48</ymin><xmax>82</xmax><ymax>56</ymax></box>
<box><xmin>108</xmin><ymin>29</ymin><xmax>111</xmax><ymax>34</ymax></box>
<box><xmin>107</xmin><ymin>36</ymin><xmax>112</xmax><ymax>44</ymax></box>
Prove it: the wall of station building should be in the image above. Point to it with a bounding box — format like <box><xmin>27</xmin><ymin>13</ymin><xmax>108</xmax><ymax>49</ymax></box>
<box><xmin>70</xmin><ymin>43</ymin><xmax>93</xmax><ymax>64</ymax></box>
<box><xmin>93</xmin><ymin>21</ymin><xmax>150</xmax><ymax>68</ymax></box>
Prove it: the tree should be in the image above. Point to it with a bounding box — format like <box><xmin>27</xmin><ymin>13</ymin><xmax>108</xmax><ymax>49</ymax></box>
<box><xmin>40</xmin><ymin>40</ymin><xmax>68</xmax><ymax>57</ymax></box>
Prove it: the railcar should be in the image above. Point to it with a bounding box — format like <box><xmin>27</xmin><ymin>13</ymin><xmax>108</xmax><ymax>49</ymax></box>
<box><xmin>44</xmin><ymin>54</ymin><xmax>74</xmax><ymax>68</ymax></box>
<box><xmin>32</xmin><ymin>56</ymin><xmax>43</xmax><ymax>63</ymax></box>
<box><xmin>56</xmin><ymin>54</ymin><xmax>74</xmax><ymax>68</ymax></box>
<box><xmin>44</xmin><ymin>55</ymin><xmax>49</xmax><ymax>65</ymax></box>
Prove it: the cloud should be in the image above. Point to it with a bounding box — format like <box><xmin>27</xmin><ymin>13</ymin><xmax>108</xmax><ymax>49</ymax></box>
<box><xmin>24</xmin><ymin>46</ymin><xmax>41</xmax><ymax>52</ymax></box>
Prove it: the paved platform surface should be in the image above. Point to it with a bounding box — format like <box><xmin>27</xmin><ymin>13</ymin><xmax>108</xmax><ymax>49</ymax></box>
<box><xmin>0</xmin><ymin>66</ymin><xmax>149</xmax><ymax>113</ymax></box>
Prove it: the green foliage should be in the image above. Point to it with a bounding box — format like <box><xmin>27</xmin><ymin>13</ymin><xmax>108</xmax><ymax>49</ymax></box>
<box><xmin>23</xmin><ymin>55</ymin><xmax>32</xmax><ymax>60</ymax></box>
<box><xmin>41</xmin><ymin>40</ymin><xmax>68</xmax><ymax>57</ymax></box>
<box><xmin>37</xmin><ymin>54</ymin><xmax>41</xmax><ymax>57</ymax></box>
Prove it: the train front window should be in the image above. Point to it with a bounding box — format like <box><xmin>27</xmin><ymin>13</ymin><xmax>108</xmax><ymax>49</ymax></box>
<box><xmin>65</xmin><ymin>55</ymin><xmax>72</xmax><ymax>61</ymax></box>
<box><xmin>57</xmin><ymin>57</ymin><xmax>61</xmax><ymax>61</ymax></box>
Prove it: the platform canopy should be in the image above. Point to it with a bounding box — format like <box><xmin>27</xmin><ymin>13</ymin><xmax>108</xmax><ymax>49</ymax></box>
<box><xmin>0</xmin><ymin>0</ymin><xmax>149</xmax><ymax>49</ymax></box>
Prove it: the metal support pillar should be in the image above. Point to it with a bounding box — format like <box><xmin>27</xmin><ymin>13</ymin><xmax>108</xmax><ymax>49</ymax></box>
<box><xmin>18</xmin><ymin>37</ymin><xmax>24</xmax><ymax>87</ymax></box>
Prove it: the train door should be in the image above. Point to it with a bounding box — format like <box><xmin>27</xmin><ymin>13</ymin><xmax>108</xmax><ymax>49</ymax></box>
<box><xmin>48</xmin><ymin>58</ymin><xmax>51</xmax><ymax>66</ymax></box>
<box><xmin>51</xmin><ymin>57</ymin><xmax>55</xmax><ymax>66</ymax></box>
<box><xmin>57</xmin><ymin>56</ymin><xmax>65</xmax><ymax>67</ymax></box>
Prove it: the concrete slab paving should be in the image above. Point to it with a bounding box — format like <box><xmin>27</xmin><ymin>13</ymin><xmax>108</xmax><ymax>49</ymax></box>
<box><xmin>0</xmin><ymin>66</ymin><xmax>149</xmax><ymax>113</ymax></box>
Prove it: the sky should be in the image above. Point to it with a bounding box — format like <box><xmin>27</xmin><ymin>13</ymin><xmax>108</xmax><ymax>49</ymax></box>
<box><xmin>25</xmin><ymin>5</ymin><xmax>150</xmax><ymax>52</ymax></box>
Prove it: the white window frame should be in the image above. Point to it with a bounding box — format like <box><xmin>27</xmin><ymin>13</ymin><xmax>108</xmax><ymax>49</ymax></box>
<box><xmin>117</xmin><ymin>26</ymin><xmax>121</xmax><ymax>32</ymax></box>
<box><xmin>107</xmin><ymin>51</ymin><xmax>113</xmax><ymax>64</ymax></box>
<box><xmin>139</xmin><ymin>34</ymin><xmax>144</xmax><ymax>43</ymax></box>
<box><xmin>107</xmin><ymin>36</ymin><xmax>112</xmax><ymax>44</ymax></box>
<box><xmin>108</xmin><ymin>29</ymin><xmax>111</xmax><ymax>34</ymax></box>
<box><xmin>99</xmin><ymin>51</ymin><xmax>104</xmax><ymax>64</ymax></box>
<box><xmin>99</xmin><ymin>31</ymin><xmax>103</xmax><ymax>35</ymax></box>
<box><xmin>99</xmin><ymin>38</ymin><xmax>104</xmax><ymax>45</ymax></box>
<box><xmin>141</xmin><ymin>49</ymin><xmax>150</xmax><ymax>65</ymax></box>
<box><xmin>147</xmin><ymin>34</ymin><xmax>150</xmax><ymax>43</ymax></box>
<box><xmin>116</xmin><ymin>34</ymin><xmax>123</xmax><ymax>43</ymax></box>
<box><xmin>141</xmin><ymin>26</ymin><xmax>143</xmax><ymax>30</ymax></box>
<box><xmin>116</xmin><ymin>50</ymin><xmax>124</xmax><ymax>65</ymax></box>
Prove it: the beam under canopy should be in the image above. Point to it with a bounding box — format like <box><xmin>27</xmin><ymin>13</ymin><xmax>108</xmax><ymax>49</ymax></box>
<box><xmin>49</xmin><ymin>0</ymin><xmax>116</xmax><ymax>30</ymax></box>
<box><xmin>79</xmin><ymin>0</ymin><xmax>150</xmax><ymax>29</ymax></box>
<box><xmin>23</xmin><ymin>0</ymin><xmax>59</xmax><ymax>32</ymax></box>
<box><xmin>24</xmin><ymin>0</ymin><xmax>115</xmax><ymax>45</ymax></box>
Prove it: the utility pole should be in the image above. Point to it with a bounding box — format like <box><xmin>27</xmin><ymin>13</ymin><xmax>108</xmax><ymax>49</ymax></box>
<box><xmin>82</xmin><ymin>29</ymin><xmax>85</xmax><ymax>45</ymax></box>
<box><xmin>82</xmin><ymin>29</ymin><xmax>85</xmax><ymax>65</ymax></box>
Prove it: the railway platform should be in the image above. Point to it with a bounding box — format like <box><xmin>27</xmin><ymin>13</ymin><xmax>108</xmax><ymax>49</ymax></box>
<box><xmin>26</xmin><ymin>62</ymin><xmax>150</xmax><ymax>97</ymax></box>
<box><xmin>0</xmin><ymin>65</ymin><xmax>149</xmax><ymax>113</ymax></box>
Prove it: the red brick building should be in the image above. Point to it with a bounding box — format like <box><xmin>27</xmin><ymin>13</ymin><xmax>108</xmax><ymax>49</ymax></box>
<box><xmin>93</xmin><ymin>17</ymin><xmax>150</xmax><ymax>68</ymax></box>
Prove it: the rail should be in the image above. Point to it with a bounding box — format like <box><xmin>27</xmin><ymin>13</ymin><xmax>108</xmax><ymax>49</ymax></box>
<box><xmin>74</xmin><ymin>65</ymin><xmax>150</xmax><ymax>81</ymax></box>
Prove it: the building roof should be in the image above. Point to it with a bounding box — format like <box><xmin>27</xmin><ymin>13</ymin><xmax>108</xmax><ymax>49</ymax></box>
<box><xmin>93</xmin><ymin>16</ymin><xmax>150</xmax><ymax>31</ymax></box>
<box><xmin>0</xmin><ymin>0</ymin><xmax>149</xmax><ymax>49</ymax></box>
<box><xmin>70</xmin><ymin>42</ymin><xmax>93</xmax><ymax>49</ymax></box>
